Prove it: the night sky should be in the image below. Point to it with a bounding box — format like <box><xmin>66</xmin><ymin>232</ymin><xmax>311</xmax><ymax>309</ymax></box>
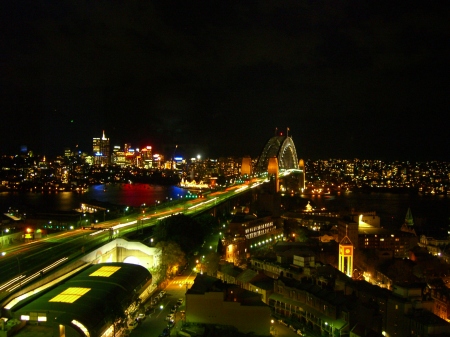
<box><xmin>1</xmin><ymin>1</ymin><xmax>448</xmax><ymax>161</ymax></box>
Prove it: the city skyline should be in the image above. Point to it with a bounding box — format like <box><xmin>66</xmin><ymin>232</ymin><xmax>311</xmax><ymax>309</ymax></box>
<box><xmin>1</xmin><ymin>2</ymin><xmax>448</xmax><ymax>161</ymax></box>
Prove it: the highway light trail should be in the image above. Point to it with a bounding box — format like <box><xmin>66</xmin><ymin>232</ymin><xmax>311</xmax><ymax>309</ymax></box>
<box><xmin>8</xmin><ymin>257</ymin><xmax>69</xmax><ymax>292</ymax></box>
<box><xmin>234</xmin><ymin>186</ymin><xmax>249</xmax><ymax>193</ymax></box>
<box><xmin>187</xmin><ymin>197</ymin><xmax>218</xmax><ymax>210</ymax></box>
<box><xmin>4</xmin><ymin>263</ymin><xmax>88</xmax><ymax>310</ymax></box>
<box><xmin>0</xmin><ymin>275</ymin><xmax>26</xmax><ymax>292</ymax></box>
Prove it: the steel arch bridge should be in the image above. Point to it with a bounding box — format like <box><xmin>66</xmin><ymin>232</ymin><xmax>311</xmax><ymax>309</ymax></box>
<box><xmin>254</xmin><ymin>135</ymin><xmax>299</xmax><ymax>173</ymax></box>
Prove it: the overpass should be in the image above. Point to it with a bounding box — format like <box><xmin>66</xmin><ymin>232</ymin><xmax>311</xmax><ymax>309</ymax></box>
<box><xmin>0</xmin><ymin>131</ymin><xmax>305</xmax><ymax>295</ymax></box>
<box><xmin>0</xmin><ymin>180</ymin><xmax>259</xmax><ymax>305</ymax></box>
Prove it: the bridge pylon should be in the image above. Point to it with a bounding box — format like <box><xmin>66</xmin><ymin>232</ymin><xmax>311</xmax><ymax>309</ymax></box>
<box><xmin>268</xmin><ymin>156</ymin><xmax>279</xmax><ymax>192</ymax></box>
<box><xmin>241</xmin><ymin>156</ymin><xmax>252</xmax><ymax>176</ymax></box>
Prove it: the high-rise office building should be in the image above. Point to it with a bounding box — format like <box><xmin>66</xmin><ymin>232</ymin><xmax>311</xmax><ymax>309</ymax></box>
<box><xmin>141</xmin><ymin>146</ymin><xmax>153</xmax><ymax>168</ymax></box>
<box><xmin>93</xmin><ymin>130</ymin><xmax>110</xmax><ymax>166</ymax></box>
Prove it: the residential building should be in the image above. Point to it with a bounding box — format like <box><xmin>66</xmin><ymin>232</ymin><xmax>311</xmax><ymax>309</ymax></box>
<box><xmin>186</xmin><ymin>273</ymin><xmax>271</xmax><ymax>335</ymax></box>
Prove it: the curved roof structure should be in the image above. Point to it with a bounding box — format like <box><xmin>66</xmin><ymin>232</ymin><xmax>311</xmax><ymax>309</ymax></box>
<box><xmin>13</xmin><ymin>263</ymin><xmax>152</xmax><ymax>337</ymax></box>
<box><xmin>254</xmin><ymin>136</ymin><xmax>299</xmax><ymax>173</ymax></box>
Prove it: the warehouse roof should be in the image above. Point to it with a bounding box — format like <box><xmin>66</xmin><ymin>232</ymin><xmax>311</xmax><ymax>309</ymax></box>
<box><xmin>13</xmin><ymin>262</ymin><xmax>151</xmax><ymax>337</ymax></box>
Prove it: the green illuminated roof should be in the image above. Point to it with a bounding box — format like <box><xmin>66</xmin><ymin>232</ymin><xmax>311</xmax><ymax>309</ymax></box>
<box><xmin>13</xmin><ymin>263</ymin><xmax>151</xmax><ymax>337</ymax></box>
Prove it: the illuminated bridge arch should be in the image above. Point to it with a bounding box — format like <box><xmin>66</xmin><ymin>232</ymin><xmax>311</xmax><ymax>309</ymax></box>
<box><xmin>255</xmin><ymin>136</ymin><xmax>299</xmax><ymax>173</ymax></box>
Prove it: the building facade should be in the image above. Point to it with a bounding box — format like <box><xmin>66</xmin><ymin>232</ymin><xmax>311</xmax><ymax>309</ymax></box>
<box><xmin>92</xmin><ymin>130</ymin><xmax>110</xmax><ymax>166</ymax></box>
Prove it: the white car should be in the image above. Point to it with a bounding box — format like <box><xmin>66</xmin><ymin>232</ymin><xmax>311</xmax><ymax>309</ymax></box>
<box><xmin>166</xmin><ymin>314</ymin><xmax>174</xmax><ymax>321</ymax></box>
<box><xmin>128</xmin><ymin>321</ymin><xmax>138</xmax><ymax>330</ymax></box>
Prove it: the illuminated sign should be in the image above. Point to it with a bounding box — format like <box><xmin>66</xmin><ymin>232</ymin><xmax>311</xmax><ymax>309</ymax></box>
<box><xmin>174</xmin><ymin>157</ymin><xmax>183</xmax><ymax>161</ymax></box>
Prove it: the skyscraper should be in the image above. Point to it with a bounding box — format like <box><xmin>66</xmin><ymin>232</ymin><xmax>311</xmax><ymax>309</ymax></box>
<box><xmin>141</xmin><ymin>146</ymin><xmax>153</xmax><ymax>168</ymax></box>
<box><xmin>93</xmin><ymin>130</ymin><xmax>110</xmax><ymax>166</ymax></box>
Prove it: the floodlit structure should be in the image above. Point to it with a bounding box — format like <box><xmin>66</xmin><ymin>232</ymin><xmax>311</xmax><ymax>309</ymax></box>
<box><xmin>338</xmin><ymin>227</ymin><xmax>354</xmax><ymax>277</ymax></box>
<box><xmin>254</xmin><ymin>134</ymin><xmax>299</xmax><ymax>174</ymax></box>
<box><xmin>10</xmin><ymin>263</ymin><xmax>152</xmax><ymax>337</ymax></box>
<box><xmin>254</xmin><ymin>133</ymin><xmax>306</xmax><ymax>194</ymax></box>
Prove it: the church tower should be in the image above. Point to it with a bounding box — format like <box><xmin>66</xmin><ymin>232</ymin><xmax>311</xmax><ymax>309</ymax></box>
<box><xmin>338</xmin><ymin>226</ymin><xmax>354</xmax><ymax>277</ymax></box>
<box><xmin>400</xmin><ymin>207</ymin><xmax>416</xmax><ymax>235</ymax></box>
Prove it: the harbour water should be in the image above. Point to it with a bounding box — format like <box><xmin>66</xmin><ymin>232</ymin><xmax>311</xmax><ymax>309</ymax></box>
<box><xmin>1</xmin><ymin>185</ymin><xmax>449</xmax><ymax>231</ymax></box>
<box><xmin>310</xmin><ymin>192</ymin><xmax>450</xmax><ymax>231</ymax></box>
<box><xmin>0</xmin><ymin>183</ymin><xmax>189</xmax><ymax>214</ymax></box>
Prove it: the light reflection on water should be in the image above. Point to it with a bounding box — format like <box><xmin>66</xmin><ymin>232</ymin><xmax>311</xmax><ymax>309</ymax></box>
<box><xmin>0</xmin><ymin>186</ymin><xmax>449</xmax><ymax>230</ymax></box>
<box><xmin>0</xmin><ymin>184</ymin><xmax>189</xmax><ymax>213</ymax></box>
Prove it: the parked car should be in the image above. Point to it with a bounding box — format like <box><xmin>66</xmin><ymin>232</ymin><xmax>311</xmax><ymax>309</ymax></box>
<box><xmin>127</xmin><ymin>321</ymin><xmax>138</xmax><ymax>330</ymax></box>
<box><xmin>278</xmin><ymin>319</ymin><xmax>288</xmax><ymax>326</ymax></box>
<box><xmin>145</xmin><ymin>306</ymin><xmax>155</xmax><ymax>314</ymax></box>
<box><xmin>166</xmin><ymin>314</ymin><xmax>174</xmax><ymax>321</ymax></box>
<box><xmin>289</xmin><ymin>324</ymin><xmax>297</xmax><ymax>331</ymax></box>
<box><xmin>177</xmin><ymin>298</ymin><xmax>184</xmax><ymax>305</ymax></box>
<box><xmin>297</xmin><ymin>329</ymin><xmax>304</xmax><ymax>336</ymax></box>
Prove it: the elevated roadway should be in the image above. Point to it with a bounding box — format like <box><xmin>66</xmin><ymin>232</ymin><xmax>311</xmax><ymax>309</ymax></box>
<box><xmin>0</xmin><ymin>178</ymin><xmax>269</xmax><ymax>303</ymax></box>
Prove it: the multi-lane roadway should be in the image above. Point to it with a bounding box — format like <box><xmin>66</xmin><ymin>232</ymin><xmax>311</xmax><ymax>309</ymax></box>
<box><xmin>0</xmin><ymin>179</ymin><xmax>266</xmax><ymax>301</ymax></box>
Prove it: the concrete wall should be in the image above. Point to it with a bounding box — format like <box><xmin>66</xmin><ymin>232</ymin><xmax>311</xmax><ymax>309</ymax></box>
<box><xmin>80</xmin><ymin>238</ymin><xmax>161</xmax><ymax>269</ymax></box>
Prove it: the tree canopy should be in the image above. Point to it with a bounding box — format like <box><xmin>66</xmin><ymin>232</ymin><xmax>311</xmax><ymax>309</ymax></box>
<box><xmin>155</xmin><ymin>241</ymin><xmax>186</xmax><ymax>280</ymax></box>
<box><xmin>153</xmin><ymin>213</ymin><xmax>206</xmax><ymax>253</ymax></box>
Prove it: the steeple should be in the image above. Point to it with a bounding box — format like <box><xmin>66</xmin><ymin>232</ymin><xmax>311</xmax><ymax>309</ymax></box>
<box><xmin>400</xmin><ymin>207</ymin><xmax>416</xmax><ymax>236</ymax></box>
<box><xmin>405</xmin><ymin>207</ymin><xmax>414</xmax><ymax>227</ymax></box>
